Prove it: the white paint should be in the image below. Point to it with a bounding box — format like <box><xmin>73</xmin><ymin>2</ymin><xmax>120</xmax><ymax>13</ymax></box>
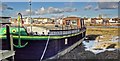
<box><xmin>65</xmin><ymin>38</ymin><xmax>68</xmax><ymax>45</ymax></box>
<box><xmin>27</xmin><ymin>26</ymin><xmax>49</xmax><ymax>35</ymax></box>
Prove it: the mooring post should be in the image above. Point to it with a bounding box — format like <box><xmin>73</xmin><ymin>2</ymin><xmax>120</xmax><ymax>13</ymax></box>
<box><xmin>6</xmin><ymin>25</ymin><xmax>14</xmax><ymax>61</ymax></box>
<box><xmin>6</xmin><ymin>25</ymin><xmax>11</xmax><ymax>49</ymax></box>
<box><xmin>10</xmin><ymin>35</ymin><xmax>14</xmax><ymax>61</ymax></box>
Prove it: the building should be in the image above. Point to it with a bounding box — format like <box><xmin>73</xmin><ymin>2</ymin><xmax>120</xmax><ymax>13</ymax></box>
<box><xmin>23</xmin><ymin>17</ymin><xmax>32</xmax><ymax>24</ymax></box>
<box><xmin>33</xmin><ymin>18</ymin><xmax>54</xmax><ymax>24</ymax></box>
<box><xmin>0</xmin><ymin>17</ymin><xmax>11</xmax><ymax>24</ymax></box>
<box><xmin>0</xmin><ymin>17</ymin><xmax>11</xmax><ymax>27</ymax></box>
<box><xmin>84</xmin><ymin>18</ymin><xmax>91</xmax><ymax>24</ymax></box>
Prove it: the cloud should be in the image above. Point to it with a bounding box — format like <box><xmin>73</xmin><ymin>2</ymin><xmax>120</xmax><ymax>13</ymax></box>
<box><xmin>18</xmin><ymin>9</ymin><xmax>35</xmax><ymax>16</ymax></box>
<box><xmin>98</xmin><ymin>0</ymin><xmax>119</xmax><ymax>2</ymax></box>
<box><xmin>98</xmin><ymin>2</ymin><xmax>118</xmax><ymax>9</ymax></box>
<box><xmin>35</xmin><ymin>7</ymin><xmax>77</xmax><ymax>15</ymax></box>
<box><xmin>63</xmin><ymin>7</ymin><xmax>77</xmax><ymax>12</ymax></box>
<box><xmin>0</xmin><ymin>2</ymin><xmax>13</xmax><ymax>11</ymax></box>
<box><xmin>15</xmin><ymin>7</ymin><xmax>77</xmax><ymax>16</ymax></box>
<box><xmin>47</xmin><ymin>7</ymin><xmax>63</xmax><ymax>14</ymax></box>
<box><xmin>51</xmin><ymin>14</ymin><xmax>64</xmax><ymax>19</ymax></box>
<box><xmin>85</xmin><ymin>2</ymin><xmax>118</xmax><ymax>11</ymax></box>
<box><xmin>94</xmin><ymin>5</ymin><xmax>99</xmax><ymax>11</ymax></box>
<box><xmin>84</xmin><ymin>4</ymin><xmax>93</xmax><ymax>10</ymax></box>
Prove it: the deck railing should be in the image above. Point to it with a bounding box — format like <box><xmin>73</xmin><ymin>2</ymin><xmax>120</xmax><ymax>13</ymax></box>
<box><xmin>48</xmin><ymin>27</ymin><xmax>86</xmax><ymax>36</ymax></box>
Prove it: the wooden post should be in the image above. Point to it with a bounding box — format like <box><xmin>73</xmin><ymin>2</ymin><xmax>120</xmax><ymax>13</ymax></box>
<box><xmin>6</xmin><ymin>25</ymin><xmax>11</xmax><ymax>49</ymax></box>
<box><xmin>10</xmin><ymin>35</ymin><xmax>14</xmax><ymax>51</ymax></box>
<box><xmin>10</xmin><ymin>35</ymin><xmax>14</xmax><ymax>61</ymax></box>
<box><xmin>6</xmin><ymin>25</ymin><xmax>14</xmax><ymax>61</ymax></box>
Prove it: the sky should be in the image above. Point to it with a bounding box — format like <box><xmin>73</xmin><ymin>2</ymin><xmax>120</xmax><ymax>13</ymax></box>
<box><xmin>0</xmin><ymin>2</ymin><xmax>119</xmax><ymax>18</ymax></box>
<box><xmin>1</xmin><ymin>0</ymin><xmax>120</xmax><ymax>2</ymax></box>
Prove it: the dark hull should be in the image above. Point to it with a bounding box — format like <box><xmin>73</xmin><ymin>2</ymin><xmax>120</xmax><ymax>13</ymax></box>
<box><xmin>2</xmin><ymin>31</ymin><xmax>86</xmax><ymax>61</ymax></box>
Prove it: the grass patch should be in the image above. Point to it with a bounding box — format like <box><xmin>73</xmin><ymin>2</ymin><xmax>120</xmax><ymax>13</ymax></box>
<box><xmin>86</xmin><ymin>27</ymin><xmax>120</xmax><ymax>48</ymax></box>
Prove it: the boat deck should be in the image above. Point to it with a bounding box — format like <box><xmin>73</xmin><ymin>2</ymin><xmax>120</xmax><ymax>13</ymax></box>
<box><xmin>0</xmin><ymin>50</ymin><xmax>15</xmax><ymax>60</ymax></box>
<box><xmin>24</xmin><ymin>24</ymin><xmax>79</xmax><ymax>30</ymax></box>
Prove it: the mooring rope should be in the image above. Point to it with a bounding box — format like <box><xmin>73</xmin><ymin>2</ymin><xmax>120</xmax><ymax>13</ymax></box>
<box><xmin>40</xmin><ymin>36</ymin><xmax>50</xmax><ymax>61</ymax></box>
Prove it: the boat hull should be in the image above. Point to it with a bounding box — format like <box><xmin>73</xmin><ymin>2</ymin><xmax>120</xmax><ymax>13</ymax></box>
<box><xmin>2</xmin><ymin>31</ymin><xmax>86</xmax><ymax>61</ymax></box>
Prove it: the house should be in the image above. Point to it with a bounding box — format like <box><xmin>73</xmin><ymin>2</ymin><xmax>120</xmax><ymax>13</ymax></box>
<box><xmin>0</xmin><ymin>17</ymin><xmax>11</xmax><ymax>27</ymax></box>
<box><xmin>0</xmin><ymin>17</ymin><xmax>11</xmax><ymax>24</ymax></box>
<box><xmin>23</xmin><ymin>17</ymin><xmax>32</xmax><ymax>24</ymax></box>
<box><xmin>83</xmin><ymin>18</ymin><xmax>91</xmax><ymax>24</ymax></box>
<box><xmin>91</xmin><ymin>18</ymin><xmax>97</xmax><ymax>24</ymax></box>
<box><xmin>102</xmin><ymin>18</ymin><xmax>110</xmax><ymax>24</ymax></box>
<box><xmin>112</xmin><ymin>18</ymin><xmax>120</xmax><ymax>23</ymax></box>
<box><xmin>33</xmin><ymin>18</ymin><xmax>54</xmax><ymax>24</ymax></box>
<box><xmin>95</xmin><ymin>18</ymin><xmax>103</xmax><ymax>24</ymax></box>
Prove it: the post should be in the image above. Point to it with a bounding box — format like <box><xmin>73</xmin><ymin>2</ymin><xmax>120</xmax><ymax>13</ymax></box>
<box><xmin>10</xmin><ymin>35</ymin><xmax>14</xmax><ymax>61</ymax></box>
<box><xmin>6</xmin><ymin>25</ymin><xmax>14</xmax><ymax>61</ymax></box>
<box><xmin>6</xmin><ymin>25</ymin><xmax>11</xmax><ymax>49</ymax></box>
<box><xmin>10</xmin><ymin>35</ymin><xmax>14</xmax><ymax>51</ymax></box>
<box><xmin>29</xmin><ymin>0</ymin><xmax>32</xmax><ymax>33</ymax></box>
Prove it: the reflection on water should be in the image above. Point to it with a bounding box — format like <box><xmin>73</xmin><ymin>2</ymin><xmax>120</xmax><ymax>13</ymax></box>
<box><xmin>111</xmin><ymin>36</ymin><xmax>120</xmax><ymax>42</ymax></box>
<box><xmin>82</xmin><ymin>40</ymin><xmax>116</xmax><ymax>54</ymax></box>
<box><xmin>83</xmin><ymin>40</ymin><xmax>95</xmax><ymax>48</ymax></box>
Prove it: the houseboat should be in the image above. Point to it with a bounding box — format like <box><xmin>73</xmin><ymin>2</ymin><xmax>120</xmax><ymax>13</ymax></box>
<box><xmin>0</xmin><ymin>14</ymin><xmax>86</xmax><ymax>61</ymax></box>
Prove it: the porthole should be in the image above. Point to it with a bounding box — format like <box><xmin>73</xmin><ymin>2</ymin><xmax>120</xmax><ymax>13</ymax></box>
<box><xmin>12</xmin><ymin>29</ymin><xmax>16</xmax><ymax>33</ymax></box>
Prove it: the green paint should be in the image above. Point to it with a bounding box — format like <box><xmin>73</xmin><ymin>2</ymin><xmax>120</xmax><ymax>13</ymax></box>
<box><xmin>0</xmin><ymin>27</ymin><xmax>27</xmax><ymax>36</ymax></box>
<box><xmin>0</xmin><ymin>21</ymin><xmax>85</xmax><ymax>48</ymax></box>
<box><xmin>0</xmin><ymin>30</ymin><xmax>85</xmax><ymax>40</ymax></box>
<box><xmin>13</xmin><ymin>13</ymin><xmax>28</xmax><ymax>48</ymax></box>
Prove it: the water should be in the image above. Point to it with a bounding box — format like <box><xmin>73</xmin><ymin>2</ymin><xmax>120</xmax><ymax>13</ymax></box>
<box><xmin>82</xmin><ymin>40</ymin><xmax>116</xmax><ymax>54</ymax></box>
<box><xmin>111</xmin><ymin>36</ymin><xmax>120</xmax><ymax>42</ymax></box>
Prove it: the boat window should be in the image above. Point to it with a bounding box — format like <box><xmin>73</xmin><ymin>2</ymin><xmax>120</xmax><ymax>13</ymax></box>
<box><xmin>71</xmin><ymin>20</ymin><xmax>77</xmax><ymax>25</ymax></box>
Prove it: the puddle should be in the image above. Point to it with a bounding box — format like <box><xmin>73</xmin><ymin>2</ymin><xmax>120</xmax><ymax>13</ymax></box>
<box><xmin>111</xmin><ymin>36</ymin><xmax>120</xmax><ymax>42</ymax></box>
<box><xmin>82</xmin><ymin>41</ymin><xmax>95</xmax><ymax>48</ymax></box>
<box><xmin>82</xmin><ymin>40</ymin><xmax>116</xmax><ymax>54</ymax></box>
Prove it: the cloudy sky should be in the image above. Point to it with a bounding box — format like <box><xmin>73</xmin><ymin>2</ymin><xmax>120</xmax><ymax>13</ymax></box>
<box><xmin>1</xmin><ymin>0</ymin><xmax>120</xmax><ymax>2</ymax></box>
<box><xmin>0</xmin><ymin>2</ymin><xmax>119</xmax><ymax>18</ymax></box>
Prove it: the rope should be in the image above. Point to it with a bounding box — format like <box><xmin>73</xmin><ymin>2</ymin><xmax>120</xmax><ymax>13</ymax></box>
<box><xmin>40</xmin><ymin>36</ymin><xmax>50</xmax><ymax>61</ymax></box>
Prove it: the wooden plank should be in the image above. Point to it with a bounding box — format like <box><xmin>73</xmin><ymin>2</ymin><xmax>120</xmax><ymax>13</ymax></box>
<box><xmin>0</xmin><ymin>50</ymin><xmax>15</xmax><ymax>60</ymax></box>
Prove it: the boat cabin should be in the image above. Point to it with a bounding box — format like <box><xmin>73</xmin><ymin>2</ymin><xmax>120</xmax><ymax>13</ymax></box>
<box><xmin>63</xmin><ymin>17</ymin><xmax>85</xmax><ymax>29</ymax></box>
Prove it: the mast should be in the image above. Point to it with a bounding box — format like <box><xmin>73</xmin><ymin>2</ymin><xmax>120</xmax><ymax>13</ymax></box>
<box><xmin>29</xmin><ymin>0</ymin><xmax>32</xmax><ymax>33</ymax></box>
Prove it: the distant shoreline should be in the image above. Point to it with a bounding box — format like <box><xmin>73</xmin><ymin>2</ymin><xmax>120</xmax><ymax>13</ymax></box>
<box><xmin>86</xmin><ymin>26</ymin><xmax>120</xmax><ymax>28</ymax></box>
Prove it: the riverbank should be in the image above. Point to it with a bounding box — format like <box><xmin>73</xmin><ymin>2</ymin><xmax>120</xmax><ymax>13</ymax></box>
<box><xmin>86</xmin><ymin>27</ymin><xmax>120</xmax><ymax>48</ymax></box>
<box><xmin>58</xmin><ymin>26</ymin><xmax>119</xmax><ymax>60</ymax></box>
<box><xmin>59</xmin><ymin>43</ymin><xmax>119</xmax><ymax>59</ymax></box>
